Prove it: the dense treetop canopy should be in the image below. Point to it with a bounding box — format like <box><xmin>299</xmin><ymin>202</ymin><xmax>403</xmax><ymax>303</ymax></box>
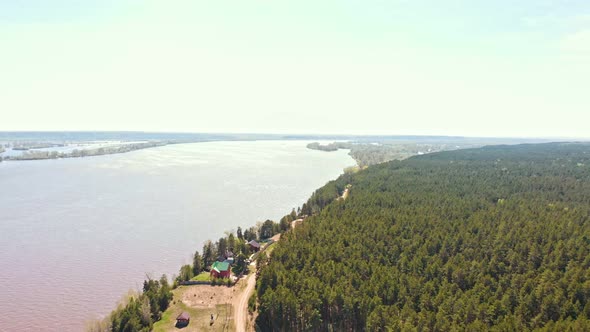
<box><xmin>256</xmin><ymin>143</ymin><xmax>590</xmax><ymax>331</ymax></box>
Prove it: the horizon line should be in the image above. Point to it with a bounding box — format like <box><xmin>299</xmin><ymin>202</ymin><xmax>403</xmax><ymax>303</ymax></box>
<box><xmin>0</xmin><ymin>129</ymin><xmax>589</xmax><ymax>141</ymax></box>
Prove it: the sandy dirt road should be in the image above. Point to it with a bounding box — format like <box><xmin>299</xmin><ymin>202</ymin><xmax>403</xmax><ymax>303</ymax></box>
<box><xmin>234</xmin><ymin>268</ymin><xmax>257</xmax><ymax>332</ymax></box>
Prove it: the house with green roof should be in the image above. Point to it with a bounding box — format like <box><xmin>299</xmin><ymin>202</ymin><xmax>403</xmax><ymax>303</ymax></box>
<box><xmin>210</xmin><ymin>261</ymin><xmax>231</xmax><ymax>278</ymax></box>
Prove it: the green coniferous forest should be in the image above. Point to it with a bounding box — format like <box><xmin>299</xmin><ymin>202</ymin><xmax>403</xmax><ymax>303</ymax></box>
<box><xmin>256</xmin><ymin>143</ymin><xmax>590</xmax><ymax>331</ymax></box>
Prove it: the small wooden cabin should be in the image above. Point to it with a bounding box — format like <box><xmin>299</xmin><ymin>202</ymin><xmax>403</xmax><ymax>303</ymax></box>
<box><xmin>176</xmin><ymin>311</ymin><xmax>190</xmax><ymax>327</ymax></box>
<box><xmin>248</xmin><ymin>240</ymin><xmax>261</xmax><ymax>252</ymax></box>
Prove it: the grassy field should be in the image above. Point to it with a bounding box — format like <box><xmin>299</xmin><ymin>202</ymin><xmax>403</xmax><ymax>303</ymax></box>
<box><xmin>191</xmin><ymin>271</ymin><xmax>211</xmax><ymax>282</ymax></box>
<box><xmin>153</xmin><ymin>287</ymin><xmax>234</xmax><ymax>332</ymax></box>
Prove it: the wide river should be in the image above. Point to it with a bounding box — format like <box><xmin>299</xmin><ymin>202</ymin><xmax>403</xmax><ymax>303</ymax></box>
<box><xmin>0</xmin><ymin>141</ymin><xmax>353</xmax><ymax>332</ymax></box>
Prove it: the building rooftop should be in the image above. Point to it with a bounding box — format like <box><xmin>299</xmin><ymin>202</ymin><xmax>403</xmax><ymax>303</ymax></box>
<box><xmin>177</xmin><ymin>311</ymin><xmax>190</xmax><ymax>320</ymax></box>
<box><xmin>211</xmin><ymin>261</ymin><xmax>230</xmax><ymax>272</ymax></box>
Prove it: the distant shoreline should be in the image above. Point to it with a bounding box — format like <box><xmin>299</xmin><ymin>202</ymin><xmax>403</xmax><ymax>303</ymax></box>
<box><xmin>1</xmin><ymin>141</ymin><xmax>171</xmax><ymax>162</ymax></box>
<box><xmin>0</xmin><ymin>131</ymin><xmax>574</xmax><ymax>163</ymax></box>
<box><xmin>0</xmin><ymin>138</ymin><xmax>338</xmax><ymax>162</ymax></box>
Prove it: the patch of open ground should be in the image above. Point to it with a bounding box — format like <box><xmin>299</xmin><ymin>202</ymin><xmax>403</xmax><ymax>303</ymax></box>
<box><xmin>153</xmin><ymin>285</ymin><xmax>236</xmax><ymax>332</ymax></box>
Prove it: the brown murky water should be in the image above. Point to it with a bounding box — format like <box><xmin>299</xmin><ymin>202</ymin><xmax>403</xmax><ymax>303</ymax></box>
<box><xmin>0</xmin><ymin>141</ymin><xmax>353</xmax><ymax>331</ymax></box>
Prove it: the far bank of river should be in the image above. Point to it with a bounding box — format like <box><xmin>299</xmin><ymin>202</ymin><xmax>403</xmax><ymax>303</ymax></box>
<box><xmin>0</xmin><ymin>140</ymin><xmax>354</xmax><ymax>332</ymax></box>
<box><xmin>0</xmin><ymin>140</ymin><xmax>169</xmax><ymax>161</ymax></box>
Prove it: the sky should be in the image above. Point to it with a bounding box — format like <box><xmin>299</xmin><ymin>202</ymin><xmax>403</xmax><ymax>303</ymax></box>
<box><xmin>1</xmin><ymin>0</ymin><xmax>589</xmax><ymax>138</ymax></box>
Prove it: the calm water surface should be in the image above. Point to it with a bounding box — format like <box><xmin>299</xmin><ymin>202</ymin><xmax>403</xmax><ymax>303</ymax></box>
<box><xmin>0</xmin><ymin>141</ymin><xmax>353</xmax><ymax>332</ymax></box>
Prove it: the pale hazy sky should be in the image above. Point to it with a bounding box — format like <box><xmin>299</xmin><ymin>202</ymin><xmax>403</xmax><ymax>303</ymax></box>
<box><xmin>1</xmin><ymin>0</ymin><xmax>589</xmax><ymax>137</ymax></box>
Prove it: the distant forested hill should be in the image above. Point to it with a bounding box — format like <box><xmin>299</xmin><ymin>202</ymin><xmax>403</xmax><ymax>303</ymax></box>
<box><xmin>256</xmin><ymin>143</ymin><xmax>590</xmax><ymax>331</ymax></box>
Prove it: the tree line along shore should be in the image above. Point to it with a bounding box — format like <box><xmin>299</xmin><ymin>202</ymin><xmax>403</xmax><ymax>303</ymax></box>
<box><xmin>255</xmin><ymin>142</ymin><xmax>590</xmax><ymax>331</ymax></box>
<box><xmin>86</xmin><ymin>208</ymin><xmax>304</xmax><ymax>331</ymax></box>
